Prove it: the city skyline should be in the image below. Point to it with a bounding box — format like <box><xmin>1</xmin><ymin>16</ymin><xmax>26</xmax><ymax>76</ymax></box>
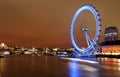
<box><xmin>0</xmin><ymin>0</ymin><xmax>120</xmax><ymax>48</ymax></box>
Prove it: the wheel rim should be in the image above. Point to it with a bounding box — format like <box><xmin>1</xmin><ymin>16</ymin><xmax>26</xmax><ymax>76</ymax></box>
<box><xmin>70</xmin><ymin>4</ymin><xmax>101</xmax><ymax>53</ymax></box>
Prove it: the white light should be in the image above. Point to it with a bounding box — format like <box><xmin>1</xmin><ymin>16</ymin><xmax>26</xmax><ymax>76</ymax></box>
<box><xmin>3</xmin><ymin>51</ymin><xmax>10</xmax><ymax>55</ymax></box>
<box><xmin>62</xmin><ymin>58</ymin><xmax>98</xmax><ymax>64</ymax></box>
<box><xmin>1</xmin><ymin>43</ymin><xmax>5</xmax><ymax>47</ymax></box>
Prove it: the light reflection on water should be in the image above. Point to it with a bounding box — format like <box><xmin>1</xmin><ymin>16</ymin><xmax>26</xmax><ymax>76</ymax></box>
<box><xmin>0</xmin><ymin>55</ymin><xmax>120</xmax><ymax>77</ymax></box>
<box><xmin>68</xmin><ymin>62</ymin><xmax>80</xmax><ymax>77</ymax></box>
<box><xmin>0</xmin><ymin>58</ymin><xmax>6</xmax><ymax>77</ymax></box>
<box><xmin>98</xmin><ymin>58</ymin><xmax>120</xmax><ymax>71</ymax></box>
<box><xmin>66</xmin><ymin>57</ymin><xmax>120</xmax><ymax>77</ymax></box>
<box><xmin>68</xmin><ymin>59</ymin><xmax>98</xmax><ymax>77</ymax></box>
<box><xmin>118</xmin><ymin>59</ymin><xmax>120</xmax><ymax>70</ymax></box>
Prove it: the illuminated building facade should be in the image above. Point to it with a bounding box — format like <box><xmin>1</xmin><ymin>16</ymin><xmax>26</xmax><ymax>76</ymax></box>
<box><xmin>102</xmin><ymin>45</ymin><xmax>120</xmax><ymax>55</ymax></box>
<box><xmin>101</xmin><ymin>26</ymin><xmax>120</xmax><ymax>55</ymax></box>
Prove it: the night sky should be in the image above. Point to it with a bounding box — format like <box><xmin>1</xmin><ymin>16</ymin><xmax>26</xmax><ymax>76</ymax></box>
<box><xmin>0</xmin><ymin>0</ymin><xmax>120</xmax><ymax>48</ymax></box>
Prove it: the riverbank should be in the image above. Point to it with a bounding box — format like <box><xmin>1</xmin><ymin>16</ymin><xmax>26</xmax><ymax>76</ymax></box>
<box><xmin>95</xmin><ymin>54</ymin><xmax>120</xmax><ymax>58</ymax></box>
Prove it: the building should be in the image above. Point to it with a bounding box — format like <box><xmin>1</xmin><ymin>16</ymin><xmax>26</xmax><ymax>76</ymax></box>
<box><xmin>104</xmin><ymin>26</ymin><xmax>118</xmax><ymax>41</ymax></box>
<box><xmin>101</xmin><ymin>26</ymin><xmax>120</xmax><ymax>55</ymax></box>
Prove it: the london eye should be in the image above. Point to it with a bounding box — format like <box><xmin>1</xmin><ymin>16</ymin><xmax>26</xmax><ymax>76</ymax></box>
<box><xmin>70</xmin><ymin>4</ymin><xmax>101</xmax><ymax>54</ymax></box>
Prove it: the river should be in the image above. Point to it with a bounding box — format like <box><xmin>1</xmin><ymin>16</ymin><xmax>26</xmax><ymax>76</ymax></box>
<box><xmin>0</xmin><ymin>55</ymin><xmax>120</xmax><ymax>77</ymax></box>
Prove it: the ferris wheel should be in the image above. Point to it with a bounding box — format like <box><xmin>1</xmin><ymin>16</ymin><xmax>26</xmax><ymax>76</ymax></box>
<box><xmin>70</xmin><ymin>4</ymin><xmax>101</xmax><ymax>54</ymax></box>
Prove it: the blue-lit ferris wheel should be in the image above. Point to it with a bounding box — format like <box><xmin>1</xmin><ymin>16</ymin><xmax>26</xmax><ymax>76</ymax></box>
<box><xmin>70</xmin><ymin>4</ymin><xmax>101</xmax><ymax>54</ymax></box>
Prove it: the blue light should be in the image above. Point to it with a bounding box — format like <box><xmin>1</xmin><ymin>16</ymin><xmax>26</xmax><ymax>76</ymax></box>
<box><xmin>69</xmin><ymin>62</ymin><xmax>80</xmax><ymax>77</ymax></box>
<box><xmin>70</xmin><ymin>4</ymin><xmax>101</xmax><ymax>53</ymax></box>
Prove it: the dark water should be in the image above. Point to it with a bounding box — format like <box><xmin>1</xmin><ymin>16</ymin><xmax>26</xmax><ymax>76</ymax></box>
<box><xmin>0</xmin><ymin>55</ymin><xmax>120</xmax><ymax>77</ymax></box>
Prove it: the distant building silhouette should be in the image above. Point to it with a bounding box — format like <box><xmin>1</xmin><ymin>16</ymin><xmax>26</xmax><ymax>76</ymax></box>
<box><xmin>104</xmin><ymin>26</ymin><xmax>118</xmax><ymax>41</ymax></box>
